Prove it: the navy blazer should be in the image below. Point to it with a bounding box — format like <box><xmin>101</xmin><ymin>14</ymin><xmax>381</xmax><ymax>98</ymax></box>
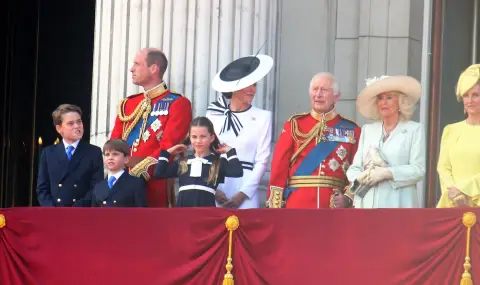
<box><xmin>36</xmin><ymin>140</ymin><xmax>104</xmax><ymax>207</ymax></box>
<box><xmin>90</xmin><ymin>172</ymin><xmax>147</xmax><ymax>207</ymax></box>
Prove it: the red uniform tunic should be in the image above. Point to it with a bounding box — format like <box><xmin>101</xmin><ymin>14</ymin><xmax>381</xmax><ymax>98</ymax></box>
<box><xmin>267</xmin><ymin>109</ymin><xmax>360</xmax><ymax>208</ymax></box>
<box><xmin>110</xmin><ymin>82</ymin><xmax>192</xmax><ymax>207</ymax></box>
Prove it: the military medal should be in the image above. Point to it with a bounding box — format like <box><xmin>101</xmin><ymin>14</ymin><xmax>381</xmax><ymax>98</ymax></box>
<box><xmin>336</xmin><ymin>145</ymin><xmax>347</xmax><ymax>161</ymax></box>
<box><xmin>142</xmin><ymin>130</ymin><xmax>151</xmax><ymax>142</ymax></box>
<box><xmin>151</xmin><ymin>119</ymin><xmax>162</xmax><ymax>132</ymax></box>
<box><xmin>150</xmin><ymin>104</ymin><xmax>158</xmax><ymax>116</ymax></box>
<box><xmin>162</xmin><ymin>102</ymin><xmax>170</xmax><ymax>115</ymax></box>
<box><xmin>328</xmin><ymin>158</ymin><xmax>340</xmax><ymax>171</ymax></box>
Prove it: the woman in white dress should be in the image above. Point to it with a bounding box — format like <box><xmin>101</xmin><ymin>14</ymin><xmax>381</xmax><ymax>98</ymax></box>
<box><xmin>206</xmin><ymin>54</ymin><xmax>273</xmax><ymax>209</ymax></box>
<box><xmin>346</xmin><ymin>75</ymin><xmax>426</xmax><ymax>208</ymax></box>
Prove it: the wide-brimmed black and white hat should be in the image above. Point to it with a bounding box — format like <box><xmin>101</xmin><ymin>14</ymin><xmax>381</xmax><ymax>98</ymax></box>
<box><xmin>212</xmin><ymin>54</ymin><xmax>273</xmax><ymax>97</ymax></box>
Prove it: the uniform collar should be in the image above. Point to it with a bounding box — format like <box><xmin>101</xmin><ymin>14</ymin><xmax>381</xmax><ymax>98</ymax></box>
<box><xmin>310</xmin><ymin>108</ymin><xmax>337</xmax><ymax>122</ymax></box>
<box><xmin>144</xmin><ymin>82</ymin><xmax>168</xmax><ymax>99</ymax></box>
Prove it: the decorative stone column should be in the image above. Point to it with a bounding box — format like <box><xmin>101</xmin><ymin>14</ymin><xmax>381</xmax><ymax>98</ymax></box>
<box><xmin>90</xmin><ymin>0</ymin><xmax>279</xmax><ymax>147</ymax></box>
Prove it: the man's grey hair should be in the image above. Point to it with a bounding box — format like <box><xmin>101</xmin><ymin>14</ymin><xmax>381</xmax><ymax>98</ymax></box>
<box><xmin>309</xmin><ymin>72</ymin><xmax>340</xmax><ymax>94</ymax></box>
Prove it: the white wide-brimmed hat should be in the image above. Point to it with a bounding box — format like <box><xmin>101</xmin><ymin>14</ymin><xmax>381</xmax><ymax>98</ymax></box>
<box><xmin>212</xmin><ymin>54</ymin><xmax>273</xmax><ymax>96</ymax></box>
<box><xmin>356</xmin><ymin>75</ymin><xmax>422</xmax><ymax>120</ymax></box>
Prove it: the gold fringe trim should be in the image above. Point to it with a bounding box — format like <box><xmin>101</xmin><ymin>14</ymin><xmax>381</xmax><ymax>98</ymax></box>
<box><xmin>0</xmin><ymin>214</ymin><xmax>5</xmax><ymax>228</ymax></box>
<box><xmin>461</xmin><ymin>212</ymin><xmax>476</xmax><ymax>285</ymax></box>
<box><xmin>223</xmin><ymin>215</ymin><xmax>239</xmax><ymax>285</ymax></box>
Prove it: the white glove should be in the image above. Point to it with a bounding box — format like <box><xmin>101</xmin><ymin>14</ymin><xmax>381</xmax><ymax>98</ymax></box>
<box><xmin>355</xmin><ymin>171</ymin><xmax>370</xmax><ymax>184</ymax></box>
<box><xmin>365</xmin><ymin>167</ymin><xmax>392</xmax><ymax>185</ymax></box>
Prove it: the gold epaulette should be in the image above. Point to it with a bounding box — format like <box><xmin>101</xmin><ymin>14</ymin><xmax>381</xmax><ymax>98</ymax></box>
<box><xmin>288</xmin><ymin>112</ymin><xmax>309</xmax><ymax>122</ymax></box>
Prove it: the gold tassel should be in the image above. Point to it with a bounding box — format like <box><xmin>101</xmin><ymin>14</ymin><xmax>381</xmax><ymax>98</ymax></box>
<box><xmin>223</xmin><ymin>215</ymin><xmax>239</xmax><ymax>285</ymax></box>
<box><xmin>460</xmin><ymin>212</ymin><xmax>476</xmax><ymax>285</ymax></box>
<box><xmin>0</xmin><ymin>214</ymin><xmax>6</xmax><ymax>228</ymax></box>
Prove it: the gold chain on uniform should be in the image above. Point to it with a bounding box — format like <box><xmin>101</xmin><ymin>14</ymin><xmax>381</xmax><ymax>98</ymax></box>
<box><xmin>117</xmin><ymin>95</ymin><xmax>152</xmax><ymax>146</ymax></box>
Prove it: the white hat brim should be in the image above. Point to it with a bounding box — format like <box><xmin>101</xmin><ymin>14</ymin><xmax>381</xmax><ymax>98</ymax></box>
<box><xmin>357</xmin><ymin>76</ymin><xmax>422</xmax><ymax>120</ymax></box>
<box><xmin>212</xmin><ymin>54</ymin><xmax>274</xmax><ymax>93</ymax></box>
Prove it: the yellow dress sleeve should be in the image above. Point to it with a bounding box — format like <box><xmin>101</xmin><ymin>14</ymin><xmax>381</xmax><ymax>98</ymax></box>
<box><xmin>436</xmin><ymin>125</ymin><xmax>455</xmax><ymax>208</ymax></box>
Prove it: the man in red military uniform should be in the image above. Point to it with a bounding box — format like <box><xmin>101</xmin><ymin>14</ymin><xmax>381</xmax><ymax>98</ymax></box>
<box><xmin>267</xmin><ymin>72</ymin><xmax>360</xmax><ymax>209</ymax></box>
<box><xmin>110</xmin><ymin>48</ymin><xmax>192</xmax><ymax>207</ymax></box>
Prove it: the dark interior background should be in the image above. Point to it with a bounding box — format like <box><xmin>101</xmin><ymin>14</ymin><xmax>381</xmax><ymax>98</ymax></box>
<box><xmin>0</xmin><ymin>0</ymin><xmax>96</xmax><ymax>207</ymax></box>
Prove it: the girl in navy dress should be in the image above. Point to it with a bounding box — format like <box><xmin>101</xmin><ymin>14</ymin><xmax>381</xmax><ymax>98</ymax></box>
<box><xmin>154</xmin><ymin>116</ymin><xmax>243</xmax><ymax>207</ymax></box>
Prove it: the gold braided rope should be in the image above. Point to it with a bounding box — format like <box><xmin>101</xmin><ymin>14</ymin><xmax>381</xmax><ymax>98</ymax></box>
<box><xmin>289</xmin><ymin>119</ymin><xmax>324</xmax><ymax>165</ymax></box>
<box><xmin>291</xmin><ymin>117</ymin><xmax>321</xmax><ymax>143</ymax></box>
<box><xmin>118</xmin><ymin>96</ymin><xmax>152</xmax><ymax>144</ymax></box>
<box><xmin>117</xmin><ymin>97</ymin><xmax>145</xmax><ymax>122</ymax></box>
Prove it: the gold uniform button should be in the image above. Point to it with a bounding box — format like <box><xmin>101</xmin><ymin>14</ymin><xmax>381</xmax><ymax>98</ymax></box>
<box><xmin>320</xmin><ymin>171</ymin><xmax>325</xmax><ymax>175</ymax></box>
<box><xmin>56</xmin><ymin>198</ymin><xmax>61</xmax><ymax>203</ymax></box>
<box><xmin>73</xmin><ymin>184</ymin><xmax>77</xmax><ymax>188</ymax></box>
<box><xmin>58</xmin><ymin>184</ymin><xmax>62</xmax><ymax>188</ymax></box>
<box><xmin>103</xmin><ymin>201</ymin><xmax>107</xmax><ymax>205</ymax></box>
<box><xmin>72</xmin><ymin>199</ymin><xmax>76</xmax><ymax>203</ymax></box>
<box><xmin>113</xmin><ymin>200</ymin><xmax>117</xmax><ymax>204</ymax></box>
<box><xmin>133</xmin><ymin>148</ymin><xmax>138</xmax><ymax>152</ymax></box>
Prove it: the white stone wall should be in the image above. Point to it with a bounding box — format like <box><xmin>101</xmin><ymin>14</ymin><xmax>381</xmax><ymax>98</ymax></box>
<box><xmin>335</xmin><ymin>0</ymin><xmax>424</xmax><ymax>126</ymax></box>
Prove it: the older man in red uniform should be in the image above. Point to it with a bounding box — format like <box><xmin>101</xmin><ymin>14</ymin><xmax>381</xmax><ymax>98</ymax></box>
<box><xmin>267</xmin><ymin>72</ymin><xmax>360</xmax><ymax>209</ymax></box>
<box><xmin>110</xmin><ymin>48</ymin><xmax>192</xmax><ymax>207</ymax></box>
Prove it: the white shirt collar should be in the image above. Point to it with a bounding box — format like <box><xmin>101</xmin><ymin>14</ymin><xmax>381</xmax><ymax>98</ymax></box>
<box><xmin>108</xmin><ymin>170</ymin><xmax>125</xmax><ymax>181</ymax></box>
<box><xmin>63</xmin><ymin>139</ymin><xmax>80</xmax><ymax>149</ymax></box>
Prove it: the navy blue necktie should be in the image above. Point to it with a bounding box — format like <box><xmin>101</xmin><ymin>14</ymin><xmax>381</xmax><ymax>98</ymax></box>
<box><xmin>108</xmin><ymin>176</ymin><xmax>116</xmax><ymax>189</ymax></box>
<box><xmin>66</xmin><ymin>145</ymin><xmax>75</xmax><ymax>160</ymax></box>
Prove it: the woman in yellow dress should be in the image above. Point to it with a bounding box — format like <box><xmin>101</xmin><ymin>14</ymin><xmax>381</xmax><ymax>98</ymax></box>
<box><xmin>437</xmin><ymin>64</ymin><xmax>480</xmax><ymax>207</ymax></box>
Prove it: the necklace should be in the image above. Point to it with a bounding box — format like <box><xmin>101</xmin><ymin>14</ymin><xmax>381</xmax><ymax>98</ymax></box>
<box><xmin>382</xmin><ymin>122</ymin><xmax>398</xmax><ymax>142</ymax></box>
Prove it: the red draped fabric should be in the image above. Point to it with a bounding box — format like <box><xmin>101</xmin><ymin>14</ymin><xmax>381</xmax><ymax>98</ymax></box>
<box><xmin>0</xmin><ymin>208</ymin><xmax>478</xmax><ymax>285</ymax></box>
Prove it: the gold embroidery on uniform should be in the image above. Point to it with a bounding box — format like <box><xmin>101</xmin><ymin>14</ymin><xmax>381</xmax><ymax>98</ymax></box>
<box><xmin>129</xmin><ymin>157</ymin><xmax>158</xmax><ymax>181</ymax></box>
<box><xmin>266</xmin><ymin>186</ymin><xmax>285</xmax><ymax>208</ymax></box>
<box><xmin>117</xmin><ymin>83</ymin><xmax>167</xmax><ymax>146</ymax></box>
<box><xmin>287</xmin><ymin>176</ymin><xmax>346</xmax><ymax>189</ymax></box>
<box><xmin>290</xmin><ymin>119</ymin><xmax>324</xmax><ymax>165</ymax></box>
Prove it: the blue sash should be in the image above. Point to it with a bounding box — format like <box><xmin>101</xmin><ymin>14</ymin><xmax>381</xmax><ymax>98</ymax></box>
<box><xmin>126</xmin><ymin>93</ymin><xmax>179</xmax><ymax>147</ymax></box>
<box><xmin>284</xmin><ymin>119</ymin><xmax>356</xmax><ymax>199</ymax></box>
